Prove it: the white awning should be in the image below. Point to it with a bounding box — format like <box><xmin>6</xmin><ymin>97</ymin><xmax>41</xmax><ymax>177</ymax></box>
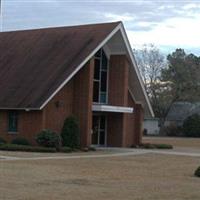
<box><xmin>92</xmin><ymin>104</ymin><xmax>133</xmax><ymax>113</ymax></box>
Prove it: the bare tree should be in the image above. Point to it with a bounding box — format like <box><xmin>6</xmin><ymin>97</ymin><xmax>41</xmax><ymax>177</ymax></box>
<box><xmin>133</xmin><ymin>44</ymin><xmax>167</xmax><ymax>97</ymax></box>
<box><xmin>134</xmin><ymin>46</ymin><xmax>200</xmax><ymax>135</ymax></box>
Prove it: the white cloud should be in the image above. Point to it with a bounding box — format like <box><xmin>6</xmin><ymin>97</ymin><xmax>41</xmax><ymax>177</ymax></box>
<box><xmin>127</xmin><ymin>12</ymin><xmax>200</xmax><ymax>50</ymax></box>
<box><xmin>2</xmin><ymin>0</ymin><xmax>200</xmax><ymax>55</ymax></box>
<box><xmin>103</xmin><ymin>13</ymin><xmax>135</xmax><ymax>22</ymax></box>
<box><xmin>183</xmin><ymin>3</ymin><xmax>200</xmax><ymax>10</ymax></box>
<box><xmin>158</xmin><ymin>5</ymin><xmax>175</xmax><ymax>10</ymax></box>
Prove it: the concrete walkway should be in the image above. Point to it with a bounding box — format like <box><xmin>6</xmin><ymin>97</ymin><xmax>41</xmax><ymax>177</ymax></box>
<box><xmin>0</xmin><ymin>149</ymin><xmax>149</xmax><ymax>161</ymax></box>
<box><xmin>148</xmin><ymin>149</ymin><xmax>200</xmax><ymax>157</ymax></box>
<box><xmin>1</xmin><ymin>147</ymin><xmax>200</xmax><ymax>161</ymax></box>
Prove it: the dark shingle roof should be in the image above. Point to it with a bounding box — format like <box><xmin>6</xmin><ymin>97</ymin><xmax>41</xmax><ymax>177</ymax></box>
<box><xmin>166</xmin><ymin>102</ymin><xmax>200</xmax><ymax>121</ymax></box>
<box><xmin>0</xmin><ymin>22</ymin><xmax>120</xmax><ymax>109</ymax></box>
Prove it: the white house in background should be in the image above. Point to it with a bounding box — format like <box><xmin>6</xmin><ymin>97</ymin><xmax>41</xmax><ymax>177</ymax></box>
<box><xmin>144</xmin><ymin>118</ymin><xmax>160</xmax><ymax>135</ymax></box>
<box><xmin>165</xmin><ymin>102</ymin><xmax>200</xmax><ymax>127</ymax></box>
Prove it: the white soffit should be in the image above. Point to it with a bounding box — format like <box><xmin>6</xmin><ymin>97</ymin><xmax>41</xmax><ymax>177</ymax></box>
<box><xmin>92</xmin><ymin>104</ymin><xmax>133</xmax><ymax>113</ymax></box>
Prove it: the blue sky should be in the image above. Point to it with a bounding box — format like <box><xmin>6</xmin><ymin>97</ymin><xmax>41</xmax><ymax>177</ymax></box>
<box><xmin>1</xmin><ymin>0</ymin><xmax>200</xmax><ymax>55</ymax></box>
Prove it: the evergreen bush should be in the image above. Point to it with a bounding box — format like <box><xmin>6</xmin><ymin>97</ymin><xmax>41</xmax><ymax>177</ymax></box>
<box><xmin>61</xmin><ymin>116</ymin><xmax>80</xmax><ymax>149</ymax></box>
<box><xmin>12</xmin><ymin>137</ymin><xmax>30</xmax><ymax>146</ymax></box>
<box><xmin>183</xmin><ymin>114</ymin><xmax>200</xmax><ymax>137</ymax></box>
<box><xmin>36</xmin><ymin>129</ymin><xmax>61</xmax><ymax>148</ymax></box>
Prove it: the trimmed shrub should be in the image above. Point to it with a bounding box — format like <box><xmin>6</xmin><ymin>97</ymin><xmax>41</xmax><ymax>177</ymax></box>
<box><xmin>61</xmin><ymin>116</ymin><xmax>80</xmax><ymax>149</ymax></box>
<box><xmin>140</xmin><ymin>143</ymin><xmax>156</xmax><ymax>149</ymax></box>
<box><xmin>194</xmin><ymin>166</ymin><xmax>200</xmax><ymax>177</ymax></box>
<box><xmin>183</xmin><ymin>114</ymin><xmax>200</xmax><ymax>137</ymax></box>
<box><xmin>130</xmin><ymin>144</ymin><xmax>138</xmax><ymax>148</ymax></box>
<box><xmin>11</xmin><ymin>137</ymin><xmax>30</xmax><ymax>146</ymax></box>
<box><xmin>153</xmin><ymin>143</ymin><xmax>173</xmax><ymax>149</ymax></box>
<box><xmin>88</xmin><ymin>146</ymin><xmax>96</xmax><ymax>151</ymax></box>
<box><xmin>0</xmin><ymin>137</ymin><xmax>6</xmax><ymax>145</ymax></box>
<box><xmin>138</xmin><ymin>143</ymin><xmax>173</xmax><ymax>149</ymax></box>
<box><xmin>164</xmin><ymin>125</ymin><xmax>183</xmax><ymax>137</ymax></box>
<box><xmin>36</xmin><ymin>129</ymin><xmax>61</xmax><ymax>149</ymax></box>
<box><xmin>81</xmin><ymin>147</ymin><xmax>89</xmax><ymax>152</ymax></box>
<box><xmin>59</xmin><ymin>147</ymin><xmax>72</xmax><ymax>153</ymax></box>
<box><xmin>0</xmin><ymin>144</ymin><xmax>56</xmax><ymax>152</ymax></box>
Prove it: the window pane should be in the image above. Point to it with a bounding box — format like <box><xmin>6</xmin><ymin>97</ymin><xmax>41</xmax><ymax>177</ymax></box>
<box><xmin>95</xmin><ymin>49</ymin><xmax>101</xmax><ymax>58</ymax></box>
<box><xmin>94</xmin><ymin>59</ymin><xmax>100</xmax><ymax>80</ymax></box>
<box><xmin>93</xmin><ymin>81</ymin><xmax>99</xmax><ymax>102</ymax></box>
<box><xmin>100</xmin><ymin>116</ymin><xmax>105</xmax><ymax>129</ymax></box>
<box><xmin>92</xmin><ymin>116</ymin><xmax>99</xmax><ymax>145</ymax></box>
<box><xmin>101</xmin><ymin>71</ymin><xmax>107</xmax><ymax>92</ymax></box>
<box><xmin>8</xmin><ymin>111</ymin><xmax>18</xmax><ymax>132</ymax></box>
<box><xmin>102</xmin><ymin>50</ymin><xmax>108</xmax><ymax>70</ymax></box>
<box><xmin>100</xmin><ymin>92</ymin><xmax>106</xmax><ymax>103</ymax></box>
<box><xmin>99</xmin><ymin>130</ymin><xmax>105</xmax><ymax>145</ymax></box>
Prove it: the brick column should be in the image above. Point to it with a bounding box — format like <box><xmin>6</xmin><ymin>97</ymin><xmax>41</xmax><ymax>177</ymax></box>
<box><xmin>73</xmin><ymin>59</ymin><xmax>94</xmax><ymax>147</ymax></box>
<box><xmin>108</xmin><ymin>55</ymin><xmax>128</xmax><ymax>106</ymax></box>
<box><xmin>134</xmin><ymin>104</ymin><xmax>144</xmax><ymax>145</ymax></box>
<box><xmin>108</xmin><ymin>55</ymin><xmax>129</xmax><ymax>147</ymax></box>
<box><xmin>107</xmin><ymin>113</ymin><xmax>123</xmax><ymax>147</ymax></box>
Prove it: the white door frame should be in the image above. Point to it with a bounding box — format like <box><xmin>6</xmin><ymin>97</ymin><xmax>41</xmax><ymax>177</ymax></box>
<box><xmin>92</xmin><ymin>114</ymin><xmax>107</xmax><ymax>146</ymax></box>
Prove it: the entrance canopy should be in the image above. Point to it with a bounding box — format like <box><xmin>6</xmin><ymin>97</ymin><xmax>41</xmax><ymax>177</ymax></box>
<box><xmin>92</xmin><ymin>104</ymin><xmax>133</xmax><ymax>113</ymax></box>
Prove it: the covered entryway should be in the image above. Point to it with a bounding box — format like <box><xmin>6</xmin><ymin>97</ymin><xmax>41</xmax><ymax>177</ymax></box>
<box><xmin>92</xmin><ymin>104</ymin><xmax>135</xmax><ymax>147</ymax></box>
<box><xmin>92</xmin><ymin>115</ymin><xmax>107</xmax><ymax>146</ymax></box>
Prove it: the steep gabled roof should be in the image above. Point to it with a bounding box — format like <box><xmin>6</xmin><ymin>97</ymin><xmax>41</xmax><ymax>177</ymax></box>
<box><xmin>0</xmin><ymin>22</ymin><xmax>154</xmax><ymax>117</ymax></box>
<box><xmin>0</xmin><ymin>22</ymin><xmax>120</xmax><ymax>109</ymax></box>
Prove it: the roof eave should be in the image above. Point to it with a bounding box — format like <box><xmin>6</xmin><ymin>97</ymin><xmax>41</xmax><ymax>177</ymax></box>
<box><xmin>0</xmin><ymin>107</ymin><xmax>40</xmax><ymax>111</ymax></box>
<box><xmin>119</xmin><ymin>23</ymin><xmax>154</xmax><ymax>118</ymax></box>
<box><xmin>39</xmin><ymin>23</ymin><xmax>122</xmax><ymax>110</ymax></box>
<box><xmin>41</xmin><ymin>22</ymin><xmax>154</xmax><ymax>117</ymax></box>
<box><xmin>2</xmin><ymin>22</ymin><xmax>154</xmax><ymax>117</ymax></box>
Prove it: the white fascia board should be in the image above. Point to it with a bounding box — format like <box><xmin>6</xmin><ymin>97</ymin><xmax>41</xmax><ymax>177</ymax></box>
<box><xmin>39</xmin><ymin>22</ymin><xmax>154</xmax><ymax>118</ymax></box>
<box><xmin>102</xmin><ymin>44</ymin><xmax>111</xmax><ymax>58</ymax></box>
<box><xmin>92</xmin><ymin>104</ymin><xmax>133</xmax><ymax>113</ymax></box>
<box><xmin>128</xmin><ymin>88</ymin><xmax>141</xmax><ymax>104</ymax></box>
<box><xmin>119</xmin><ymin>24</ymin><xmax>155</xmax><ymax>117</ymax></box>
<box><xmin>0</xmin><ymin>107</ymin><xmax>40</xmax><ymax>111</ymax></box>
<box><xmin>39</xmin><ymin>24</ymin><xmax>122</xmax><ymax>110</ymax></box>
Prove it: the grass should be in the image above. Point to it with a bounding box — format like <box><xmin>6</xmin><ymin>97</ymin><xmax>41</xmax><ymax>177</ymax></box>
<box><xmin>1</xmin><ymin>154</ymin><xmax>200</xmax><ymax>200</ymax></box>
<box><xmin>143</xmin><ymin>136</ymin><xmax>200</xmax><ymax>148</ymax></box>
<box><xmin>1</xmin><ymin>137</ymin><xmax>200</xmax><ymax>200</ymax></box>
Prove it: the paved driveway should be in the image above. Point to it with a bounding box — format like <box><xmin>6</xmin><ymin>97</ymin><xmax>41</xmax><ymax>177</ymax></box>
<box><xmin>1</xmin><ymin>146</ymin><xmax>200</xmax><ymax>161</ymax></box>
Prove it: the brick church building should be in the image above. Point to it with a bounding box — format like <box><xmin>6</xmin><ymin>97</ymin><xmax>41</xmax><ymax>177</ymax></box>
<box><xmin>0</xmin><ymin>22</ymin><xmax>154</xmax><ymax>147</ymax></box>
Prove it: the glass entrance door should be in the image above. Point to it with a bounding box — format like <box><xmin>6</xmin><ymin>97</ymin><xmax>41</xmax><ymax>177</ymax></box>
<box><xmin>92</xmin><ymin>115</ymin><xmax>107</xmax><ymax>146</ymax></box>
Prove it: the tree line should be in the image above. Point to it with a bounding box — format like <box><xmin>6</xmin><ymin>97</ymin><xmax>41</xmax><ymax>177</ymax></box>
<box><xmin>134</xmin><ymin>44</ymin><xmax>200</xmax><ymax>134</ymax></box>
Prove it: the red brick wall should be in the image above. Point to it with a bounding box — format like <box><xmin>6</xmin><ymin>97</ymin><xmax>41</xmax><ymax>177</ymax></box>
<box><xmin>0</xmin><ymin>55</ymin><xmax>144</xmax><ymax>147</ymax></box>
<box><xmin>0</xmin><ymin>110</ymin><xmax>43</xmax><ymax>144</ymax></box>
<box><xmin>42</xmin><ymin>59</ymin><xmax>94</xmax><ymax>147</ymax></box>
<box><xmin>106</xmin><ymin>92</ymin><xmax>142</xmax><ymax>147</ymax></box>
<box><xmin>108</xmin><ymin>55</ymin><xmax>128</xmax><ymax>106</ymax></box>
<box><xmin>0</xmin><ymin>60</ymin><xmax>94</xmax><ymax>147</ymax></box>
<box><xmin>107</xmin><ymin>55</ymin><xmax>143</xmax><ymax>147</ymax></box>
<box><xmin>107</xmin><ymin>113</ymin><xmax>123</xmax><ymax>147</ymax></box>
<box><xmin>125</xmin><ymin>92</ymin><xmax>137</xmax><ymax>146</ymax></box>
<box><xmin>43</xmin><ymin>80</ymin><xmax>74</xmax><ymax>134</ymax></box>
<box><xmin>73</xmin><ymin>59</ymin><xmax>94</xmax><ymax>147</ymax></box>
<box><xmin>134</xmin><ymin>103</ymin><xmax>144</xmax><ymax>145</ymax></box>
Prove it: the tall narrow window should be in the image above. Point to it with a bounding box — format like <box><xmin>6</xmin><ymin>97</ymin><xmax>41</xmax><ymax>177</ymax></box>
<box><xmin>93</xmin><ymin>49</ymin><xmax>108</xmax><ymax>103</ymax></box>
<box><xmin>8</xmin><ymin>111</ymin><xmax>18</xmax><ymax>132</ymax></box>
